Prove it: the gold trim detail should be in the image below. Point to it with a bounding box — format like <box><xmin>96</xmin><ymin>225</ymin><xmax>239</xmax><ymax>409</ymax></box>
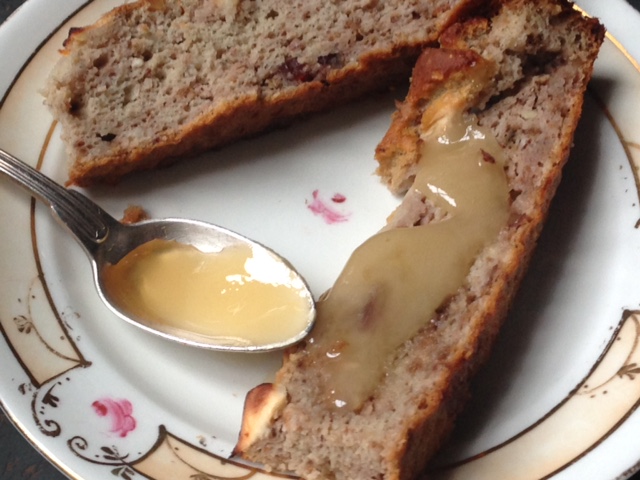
<box><xmin>67</xmin><ymin>425</ymin><xmax>296</xmax><ymax>480</ymax></box>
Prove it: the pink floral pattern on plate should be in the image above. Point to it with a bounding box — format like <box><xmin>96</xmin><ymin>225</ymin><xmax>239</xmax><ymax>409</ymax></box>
<box><xmin>92</xmin><ymin>398</ymin><xmax>136</xmax><ymax>438</ymax></box>
<box><xmin>306</xmin><ymin>190</ymin><xmax>350</xmax><ymax>224</ymax></box>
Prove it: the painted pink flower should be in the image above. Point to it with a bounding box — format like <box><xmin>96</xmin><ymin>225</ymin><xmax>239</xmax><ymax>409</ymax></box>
<box><xmin>92</xmin><ymin>398</ymin><xmax>136</xmax><ymax>438</ymax></box>
<box><xmin>307</xmin><ymin>190</ymin><xmax>350</xmax><ymax>224</ymax></box>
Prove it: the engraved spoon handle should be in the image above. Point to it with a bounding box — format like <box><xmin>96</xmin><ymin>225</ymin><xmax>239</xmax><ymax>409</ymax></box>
<box><xmin>0</xmin><ymin>148</ymin><xmax>117</xmax><ymax>254</ymax></box>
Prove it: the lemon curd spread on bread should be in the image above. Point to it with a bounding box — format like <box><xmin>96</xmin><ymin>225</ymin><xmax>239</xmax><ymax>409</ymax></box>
<box><xmin>305</xmin><ymin>98</ymin><xmax>510</xmax><ymax>412</ymax></box>
<box><xmin>234</xmin><ymin>1</ymin><xmax>604</xmax><ymax>479</ymax></box>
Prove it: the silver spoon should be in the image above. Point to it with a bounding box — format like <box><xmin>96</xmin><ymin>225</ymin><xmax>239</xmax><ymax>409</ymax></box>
<box><xmin>0</xmin><ymin>148</ymin><xmax>316</xmax><ymax>352</ymax></box>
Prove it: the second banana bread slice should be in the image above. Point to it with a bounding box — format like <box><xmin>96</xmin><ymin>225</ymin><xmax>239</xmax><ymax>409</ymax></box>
<box><xmin>234</xmin><ymin>1</ymin><xmax>604</xmax><ymax>479</ymax></box>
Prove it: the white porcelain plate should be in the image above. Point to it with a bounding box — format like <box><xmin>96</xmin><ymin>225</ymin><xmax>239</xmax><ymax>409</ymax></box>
<box><xmin>1</xmin><ymin>1</ymin><xmax>640</xmax><ymax>479</ymax></box>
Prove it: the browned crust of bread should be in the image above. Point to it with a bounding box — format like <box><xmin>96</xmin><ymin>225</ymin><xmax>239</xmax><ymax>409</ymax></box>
<box><xmin>234</xmin><ymin>1</ymin><xmax>605</xmax><ymax>479</ymax></box>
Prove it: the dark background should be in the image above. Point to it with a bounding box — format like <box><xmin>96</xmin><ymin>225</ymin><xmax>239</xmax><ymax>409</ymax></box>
<box><xmin>2</xmin><ymin>0</ymin><xmax>640</xmax><ymax>478</ymax></box>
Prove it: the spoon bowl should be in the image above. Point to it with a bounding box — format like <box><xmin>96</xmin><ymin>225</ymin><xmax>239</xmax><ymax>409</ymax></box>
<box><xmin>0</xmin><ymin>148</ymin><xmax>316</xmax><ymax>352</ymax></box>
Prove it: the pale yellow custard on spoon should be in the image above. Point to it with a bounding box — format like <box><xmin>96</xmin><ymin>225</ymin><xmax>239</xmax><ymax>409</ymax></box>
<box><xmin>103</xmin><ymin>239</ymin><xmax>312</xmax><ymax>348</ymax></box>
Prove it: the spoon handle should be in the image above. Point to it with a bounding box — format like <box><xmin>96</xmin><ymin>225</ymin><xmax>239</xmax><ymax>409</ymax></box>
<box><xmin>0</xmin><ymin>148</ymin><xmax>116</xmax><ymax>254</ymax></box>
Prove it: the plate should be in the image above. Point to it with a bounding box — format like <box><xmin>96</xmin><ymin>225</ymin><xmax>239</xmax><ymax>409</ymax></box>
<box><xmin>1</xmin><ymin>1</ymin><xmax>640</xmax><ymax>479</ymax></box>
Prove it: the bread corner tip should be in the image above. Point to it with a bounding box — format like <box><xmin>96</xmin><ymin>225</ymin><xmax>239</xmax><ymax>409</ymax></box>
<box><xmin>233</xmin><ymin>383</ymin><xmax>288</xmax><ymax>456</ymax></box>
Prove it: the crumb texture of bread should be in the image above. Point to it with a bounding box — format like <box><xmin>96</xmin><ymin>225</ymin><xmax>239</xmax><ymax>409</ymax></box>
<box><xmin>43</xmin><ymin>0</ymin><xmax>477</xmax><ymax>185</ymax></box>
<box><xmin>235</xmin><ymin>1</ymin><xmax>604</xmax><ymax>479</ymax></box>
<box><xmin>120</xmin><ymin>204</ymin><xmax>149</xmax><ymax>224</ymax></box>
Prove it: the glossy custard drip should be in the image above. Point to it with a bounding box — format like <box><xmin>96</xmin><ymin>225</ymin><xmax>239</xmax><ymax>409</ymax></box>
<box><xmin>102</xmin><ymin>239</ymin><xmax>311</xmax><ymax>347</ymax></box>
<box><xmin>309</xmin><ymin>113</ymin><xmax>509</xmax><ymax>410</ymax></box>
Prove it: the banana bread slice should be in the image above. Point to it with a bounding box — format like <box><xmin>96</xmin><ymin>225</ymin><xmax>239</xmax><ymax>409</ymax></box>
<box><xmin>43</xmin><ymin>0</ymin><xmax>479</xmax><ymax>186</ymax></box>
<box><xmin>233</xmin><ymin>1</ymin><xmax>604</xmax><ymax>479</ymax></box>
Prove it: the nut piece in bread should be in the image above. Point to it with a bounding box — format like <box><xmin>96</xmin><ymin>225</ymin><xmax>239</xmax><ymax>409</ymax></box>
<box><xmin>43</xmin><ymin>0</ymin><xmax>480</xmax><ymax>186</ymax></box>
<box><xmin>234</xmin><ymin>1</ymin><xmax>604</xmax><ymax>479</ymax></box>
